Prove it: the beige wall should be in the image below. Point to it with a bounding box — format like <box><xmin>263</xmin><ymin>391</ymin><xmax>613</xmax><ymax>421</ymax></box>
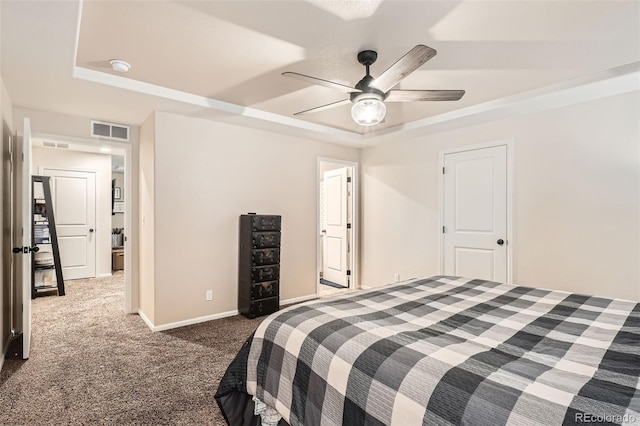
<box><xmin>361</xmin><ymin>92</ymin><xmax>640</xmax><ymax>301</ymax></box>
<box><xmin>1</xmin><ymin>77</ymin><xmax>14</xmax><ymax>355</ymax></box>
<box><xmin>32</xmin><ymin>147</ymin><xmax>113</xmax><ymax>277</ymax></box>
<box><xmin>112</xmin><ymin>172</ymin><xmax>125</xmax><ymax>229</ymax></box>
<box><xmin>138</xmin><ymin>113</ymin><xmax>156</xmax><ymax>323</ymax></box>
<box><xmin>13</xmin><ymin>107</ymin><xmax>139</xmax><ymax>144</ymax></box>
<box><xmin>146</xmin><ymin>111</ymin><xmax>360</xmax><ymax>326</ymax></box>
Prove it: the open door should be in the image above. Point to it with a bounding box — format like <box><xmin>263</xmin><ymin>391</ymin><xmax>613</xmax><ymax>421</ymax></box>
<box><xmin>12</xmin><ymin>118</ymin><xmax>33</xmax><ymax>359</ymax></box>
<box><xmin>322</xmin><ymin>167</ymin><xmax>349</xmax><ymax>287</ymax></box>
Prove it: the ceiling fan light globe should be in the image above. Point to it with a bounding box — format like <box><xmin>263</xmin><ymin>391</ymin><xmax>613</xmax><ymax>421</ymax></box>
<box><xmin>351</xmin><ymin>98</ymin><xmax>386</xmax><ymax>126</ymax></box>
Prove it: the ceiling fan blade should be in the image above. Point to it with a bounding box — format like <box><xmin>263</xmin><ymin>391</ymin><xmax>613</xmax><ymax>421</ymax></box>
<box><xmin>370</xmin><ymin>45</ymin><xmax>437</xmax><ymax>93</ymax></box>
<box><xmin>385</xmin><ymin>90</ymin><xmax>465</xmax><ymax>102</ymax></box>
<box><xmin>293</xmin><ymin>99</ymin><xmax>351</xmax><ymax>115</ymax></box>
<box><xmin>283</xmin><ymin>72</ymin><xmax>361</xmax><ymax>94</ymax></box>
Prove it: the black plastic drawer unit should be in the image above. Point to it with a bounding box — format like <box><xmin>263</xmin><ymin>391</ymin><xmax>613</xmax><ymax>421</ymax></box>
<box><xmin>238</xmin><ymin>214</ymin><xmax>281</xmax><ymax>319</ymax></box>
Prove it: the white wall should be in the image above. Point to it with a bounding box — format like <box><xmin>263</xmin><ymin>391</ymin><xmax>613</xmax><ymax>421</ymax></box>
<box><xmin>361</xmin><ymin>92</ymin><xmax>640</xmax><ymax>301</ymax></box>
<box><xmin>146</xmin><ymin>111</ymin><xmax>360</xmax><ymax>326</ymax></box>
<box><xmin>31</xmin><ymin>147</ymin><xmax>113</xmax><ymax>277</ymax></box>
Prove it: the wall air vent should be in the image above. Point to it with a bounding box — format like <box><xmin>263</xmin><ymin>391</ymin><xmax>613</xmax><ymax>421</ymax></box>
<box><xmin>41</xmin><ymin>141</ymin><xmax>69</xmax><ymax>149</ymax></box>
<box><xmin>91</xmin><ymin>120</ymin><xmax>130</xmax><ymax>141</ymax></box>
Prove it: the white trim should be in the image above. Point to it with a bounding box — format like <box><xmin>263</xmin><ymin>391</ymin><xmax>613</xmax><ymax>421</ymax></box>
<box><xmin>139</xmin><ymin>294</ymin><xmax>319</xmax><ymax>333</ymax></box>
<box><xmin>439</xmin><ymin>139</ymin><xmax>515</xmax><ymax>284</ymax></box>
<box><xmin>367</xmin><ymin>62</ymin><xmax>640</xmax><ymax>143</ymax></box>
<box><xmin>137</xmin><ymin>309</ymin><xmax>155</xmax><ymax>331</ymax></box>
<box><xmin>138</xmin><ymin>309</ymin><xmax>240</xmax><ymax>332</ymax></box>
<box><xmin>280</xmin><ymin>294</ymin><xmax>317</xmax><ymax>306</ymax></box>
<box><xmin>316</xmin><ymin>158</ymin><xmax>359</xmax><ymax>298</ymax></box>
<box><xmin>97</xmin><ymin>273</ymin><xmax>112</xmax><ymax>278</ymax></box>
<box><xmin>72</xmin><ymin>66</ymin><xmax>362</xmax><ymax>145</ymax></box>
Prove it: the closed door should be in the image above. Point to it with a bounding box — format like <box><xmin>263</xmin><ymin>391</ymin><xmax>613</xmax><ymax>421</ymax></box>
<box><xmin>442</xmin><ymin>145</ymin><xmax>508</xmax><ymax>282</ymax></box>
<box><xmin>322</xmin><ymin>167</ymin><xmax>349</xmax><ymax>287</ymax></box>
<box><xmin>42</xmin><ymin>168</ymin><xmax>96</xmax><ymax>280</ymax></box>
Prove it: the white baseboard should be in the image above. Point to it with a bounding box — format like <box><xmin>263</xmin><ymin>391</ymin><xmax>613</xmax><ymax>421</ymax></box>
<box><xmin>137</xmin><ymin>309</ymin><xmax>154</xmax><ymax>331</ymax></box>
<box><xmin>139</xmin><ymin>309</ymin><xmax>240</xmax><ymax>332</ymax></box>
<box><xmin>136</xmin><ymin>293</ymin><xmax>318</xmax><ymax>333</ymax></box>
<box><xmin>280</xmin><ymin>294</ymin><xmax>317</xmax><ymax>306</ymax></box>
<box><xmin>97</xmin><ymin>273</ymin><xmax>112</xmax><ymax>278</ymax></box>
<box><xmin>360</xmin><ymin>285</ymin><xmax>375</xmax><ymax>290</ymax></box>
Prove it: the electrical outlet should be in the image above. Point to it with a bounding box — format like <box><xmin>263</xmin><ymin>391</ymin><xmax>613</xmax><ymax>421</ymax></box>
<box><xmin>394</xmin><ymin>273</ymin><xmax>400</xmax><ymax>283</ymax></box>
<box><xmin>206</xmin><ymin>290</ymin><xmax>213</xmax><ymax>301</ymax></box>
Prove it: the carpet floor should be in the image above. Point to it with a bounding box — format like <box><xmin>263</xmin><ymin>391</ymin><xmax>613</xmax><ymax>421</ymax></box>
<box><xmin>0</xmin><ymin>272</ymin><xmax>263</xmax><ymax>425</ymax></box>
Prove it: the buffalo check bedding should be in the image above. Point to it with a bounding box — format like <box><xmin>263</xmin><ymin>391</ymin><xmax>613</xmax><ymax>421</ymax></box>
<box><xmin>216</xmin><ymin>276</ymin><xmax>640</xmax><ymax>426</ymax></box>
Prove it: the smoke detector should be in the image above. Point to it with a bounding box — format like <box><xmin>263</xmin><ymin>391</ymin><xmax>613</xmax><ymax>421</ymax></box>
<box><xmin>110</xmin><ymin>59</ymin><xmax>131</xmax><ymax>73</ymax></box>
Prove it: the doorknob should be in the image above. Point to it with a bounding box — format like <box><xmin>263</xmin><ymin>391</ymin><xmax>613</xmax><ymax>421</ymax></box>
<box><xmin>497</xmin><ymin>239</ymin><xmax>505</xmax><ymax>246</ymax></box>
<box><xmin>89</xmin><ymin>228</ymin><xmax>94</xmax><ymax>233</ymax></box>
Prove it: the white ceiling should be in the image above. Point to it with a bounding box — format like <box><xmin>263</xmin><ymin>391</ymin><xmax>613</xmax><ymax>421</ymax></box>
<box><xmin>2</xmin><ymin>1</ymin><xmax>639</xmax><ymax>145</ymax></box>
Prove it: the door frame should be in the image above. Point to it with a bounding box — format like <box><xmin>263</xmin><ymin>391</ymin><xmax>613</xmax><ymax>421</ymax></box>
<box><xmin>316</xmin><ymin>158</ymin><xmax>359</xmax><ymax>295</ymax></box>
<box><xmin>438</xmin><ymin>139</ymin><xmax>514</xmax><ymax>283</ymax></box>
<box><xmin>31</xmin><ymin>132</ymin><xmax>135</xmax><ymax>313</ymax></box>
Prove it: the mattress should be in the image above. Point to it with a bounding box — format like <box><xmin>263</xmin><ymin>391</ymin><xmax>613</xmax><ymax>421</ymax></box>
<box><xmin>216</xmin><ymin>276</ymin><xmax>640</xmax><ymax>426</ymax></box>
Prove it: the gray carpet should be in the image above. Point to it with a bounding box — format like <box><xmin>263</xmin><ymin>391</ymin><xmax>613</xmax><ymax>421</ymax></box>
<box><xmin>0</xmin><ymin>272</ymin><xmax>263</xmax><ymax>425</ymax></box>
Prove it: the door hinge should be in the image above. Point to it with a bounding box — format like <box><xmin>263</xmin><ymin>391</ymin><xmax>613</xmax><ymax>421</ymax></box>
<box><xmin>347</xmin><ymin>177</ymin><xmax>352</xmax><ymax>183</ymax></box>
<box><xmin>347</xmin><ymin>223</ymin><xmax>351</xmax><ymax>229</ymax></box>
<box><xmin>442</xmin><ymin>226</ymin><xmax>445</xmax><ymax>233</ymax></box>
<box><xmin>346</xmin><ymin>270</ymin><xmax>351</xmax><ymax>276</ymax></box>
<box><xmin>442</xmin><ymin>167</ymin><xmax>445</xmax><ymax>174</ymax></box>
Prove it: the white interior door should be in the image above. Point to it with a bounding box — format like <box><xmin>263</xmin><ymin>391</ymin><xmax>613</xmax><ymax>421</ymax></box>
<box><xmin>443</xmin><ymin>145</ymin><xmax>508</xmax><ymax>282</ymax></box>
<box><xmin>322</xmin><ymin>167</ymin><xmax>349</xmax><ymax>287</ymax></box>
<box><xmin>20</xmin><ymin>118</ymin><xmax>33</xmax><ymax>359</ymax></box>
<box><xmin>42</xmin><ymin>168</ymin><xmax>96</xmax><ymax>280</ymax></box>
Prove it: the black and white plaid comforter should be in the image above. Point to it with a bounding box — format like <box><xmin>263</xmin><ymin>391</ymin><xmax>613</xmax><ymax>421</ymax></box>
<box><xmin>246</xmin><ymin>276</ymin><xmax>640</xmax><ymax>426</ymax></box>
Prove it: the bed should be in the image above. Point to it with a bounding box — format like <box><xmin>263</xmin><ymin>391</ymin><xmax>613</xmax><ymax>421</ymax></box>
<box><xmin>216</xmin><ymin>276</ymin><xmax>640</xmax><ymax>425</ymax></box>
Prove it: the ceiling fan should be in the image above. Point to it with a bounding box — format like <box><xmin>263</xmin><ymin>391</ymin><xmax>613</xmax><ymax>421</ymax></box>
<box><xmin>283</xmin><ymin>45</ymin><xmax>465</xmax><ymax>126</ymax></box>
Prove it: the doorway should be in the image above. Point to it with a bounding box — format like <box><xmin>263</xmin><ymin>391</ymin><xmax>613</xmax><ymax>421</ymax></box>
<box><xmin>317</xmin><ymin>158</ymin><xmax>358</xmax><ymax>297</ymax></box>
<box><xmin>440</xmin><ymin>141</ymin><xmax>513</xmax><ymax>283</ymax></box>
<box><xmin>28</xmin><ymin>134</ymin><xmax>133</xmax><ymax>309</ymax></box>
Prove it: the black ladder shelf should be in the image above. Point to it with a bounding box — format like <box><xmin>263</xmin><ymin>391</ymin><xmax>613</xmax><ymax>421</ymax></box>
<box><xmin>32</xmin><ymin>175</ymin><xmax>65</xmax><ymax>298</ymax></box>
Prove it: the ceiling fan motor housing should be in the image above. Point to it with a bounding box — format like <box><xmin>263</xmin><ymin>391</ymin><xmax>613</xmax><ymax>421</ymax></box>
<box><xmin>357</xmin><ymin>50</ymin><xmax>378</xmax><ymax>66</ymax></box>
<box><xmin>353</xmin><ymin>50</ymin><xmax>387</xmax><ymax>102</ymax></box>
